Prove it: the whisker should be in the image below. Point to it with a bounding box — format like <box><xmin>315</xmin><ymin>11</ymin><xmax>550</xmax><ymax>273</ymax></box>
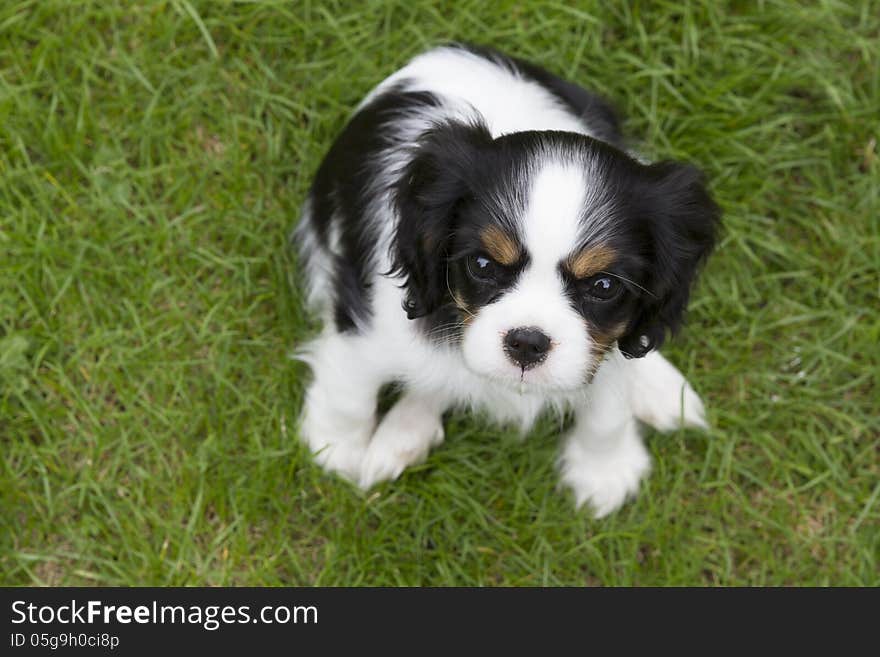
<box><xmin>445</xmin><ymin>263</ymin><xmax>477</xmax><ymax>319</ymax></box>
<box><xmin>425</xmin><ymin>322</ymin><xmax>467</xmax><ymax>338</ymax></box>
<box><xmin>601</xmin><ymin>271</ymin><xmax>657</xmax><ymax>299</ymax></box>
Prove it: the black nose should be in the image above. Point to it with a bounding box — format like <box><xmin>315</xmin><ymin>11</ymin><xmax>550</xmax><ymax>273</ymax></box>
<box><xmin>504</xmin><ymin>327</ymin><xmax>552</xmax><ymax>369</ymax></box>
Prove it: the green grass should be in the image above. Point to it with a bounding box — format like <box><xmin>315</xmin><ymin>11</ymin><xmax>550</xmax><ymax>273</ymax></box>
<box><xmin>1</xmin><ymin>0</ymin><xmax>878</xmax><ymax>586</ymax></box>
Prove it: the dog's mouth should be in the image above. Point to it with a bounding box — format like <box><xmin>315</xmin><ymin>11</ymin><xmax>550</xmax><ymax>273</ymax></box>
<box><xmin>469</xmin><ymin>361</ymin><xmax>582</xmax><ymax>394</ymax></box>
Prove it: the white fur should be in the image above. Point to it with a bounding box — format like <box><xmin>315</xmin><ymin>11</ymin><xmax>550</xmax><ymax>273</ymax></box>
<box><xmin>462</xmin><ymin>162</ymin><xmax>594</xmax><ymax>390</ymax></box>
<box><xmin>629</xmin><ymin>351</ymin><xmax>708</xmax><ymax>431</ymax></box>
<box><xmin>360</xmin><ymin>47</ymin><xmax>592</xmax><ymax>138</ymax></box>
<box><xmin>296</xmin><ymin>46</ymin><xmax>710</xmax><ymax>517</ymax></box>
<box><xmin>560</xmin><ymin>422</ymin><xmax>652</xmax><ymax>519</ymax></box>
<box><xmin>360</xmin><ymin>391</ymin><xmax>445</xmax><ymax>489</ymax></box>
<box><xmin>298</xmin><ymin>271</ymin><xmax>708</xmax><ymax>515</ymax></box>
<box><xmin>296</xmin><ymin>332</ymin><xmax>381</xmax><ymax>482</ymax></box>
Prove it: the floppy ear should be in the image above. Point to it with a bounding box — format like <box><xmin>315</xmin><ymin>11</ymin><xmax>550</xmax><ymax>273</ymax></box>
<box><xmin>618</xmin><ymin>161</ymin><xmax>720</xmax><ymax>358</ymax></box>
<box><xmin>390</xmin><ymin>121</ymin><xmax>493</xmax><ymax>319</ymax></box>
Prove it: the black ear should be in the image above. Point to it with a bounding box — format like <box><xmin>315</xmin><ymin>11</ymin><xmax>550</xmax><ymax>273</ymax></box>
<box><xmin>618</xmin><ymin>161</ymin><xmax>720</xmax><ymax>358</ymax></box>
<box><xmin>390</xmin><ymin>121</ymin><xmax>493</xmax><ymax>319</ymax></box>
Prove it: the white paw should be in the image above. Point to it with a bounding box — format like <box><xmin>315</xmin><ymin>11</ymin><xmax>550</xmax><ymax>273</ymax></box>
<box><xmin>629</xmin><ymin>351</ymin><xmax>708</xmax><ymax>431</ymax></box>
<box><xmin>299</xmin><ymin>410</ymin><xmax>374</xmax><ymax>484</ymax></box>
<box><xmin>310</xmin><ymin>438</ymin><xmax>369</xmax><ymax>484</ymax></box>
<box><xmin>359</xmin><ymin>398</ymin><xmax>444</xmax><ymax>489</ymax></box>
<box><xmin>559</xmin><ymin>427</ymin><xmax>652</xmax><ymax>518</ymax></box>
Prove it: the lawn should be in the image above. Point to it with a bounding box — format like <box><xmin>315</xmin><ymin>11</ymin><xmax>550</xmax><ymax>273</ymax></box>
<box><xmin>1</xmin><ymin>0</ymin><xmax>877</xmax><ymax>586</ymax></box>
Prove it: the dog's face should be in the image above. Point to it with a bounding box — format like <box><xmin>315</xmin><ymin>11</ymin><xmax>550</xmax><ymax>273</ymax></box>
<box><xmin>392</xmin><ymin>123</ymin><xmax>719</xmax><ymax>391</ymax></box>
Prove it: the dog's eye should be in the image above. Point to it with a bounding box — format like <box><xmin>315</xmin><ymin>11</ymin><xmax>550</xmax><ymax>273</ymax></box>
<box><xmin>584</xmin><ymin>274</ymin><xmax>621</xmax><ymax>301</ymax></box>
<box><xmin>467</xmin><ymin>254</ymin><xmax>498</xmax><ymax>282</ymax></box>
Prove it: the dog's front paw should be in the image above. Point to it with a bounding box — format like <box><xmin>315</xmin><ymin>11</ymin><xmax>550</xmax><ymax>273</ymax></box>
<box><xmin>630</xmin><ymin>351</ymin><xmax>708</xmax><ymax>431</ymax></box>
<box><xmin>359</xmin><ymin>397</ymin><xmax>445</xmax><ymax>489</ymax></box>
<box><xmin>559</xmin><ymin>428</ymin><xmax>651</xmax><ymax>518</ymax></box>
<box><xmin>310</xmin><ymin>438</ymin><xmax>369</xmax><ymax>484</ymax></box>
<box><xmin>299</xmin><ymin>410</ymin><xmax>374</xmax><ymax>484</ymax></box>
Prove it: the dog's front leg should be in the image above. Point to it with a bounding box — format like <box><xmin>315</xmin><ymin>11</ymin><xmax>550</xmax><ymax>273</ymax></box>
<box><xmin>558</xmin><ymin>356</ymin><xmax>652</xmax><ymax>518</ymax></box>
<box><xmin>359</xmin><ymin>391</ymin><xmax>447</xmax><ymax>489</ymax></box>
<box><xmin>627</xmin><ymin>351</ymin><xmax>708</xmax><ymax>432</ymax></box>
<box><xmin>297</xmin><ymin>332</ymin><xmax>385</xmax><ymax>483</ymax></box>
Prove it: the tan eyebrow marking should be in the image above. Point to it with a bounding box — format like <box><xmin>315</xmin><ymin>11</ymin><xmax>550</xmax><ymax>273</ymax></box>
<box><xmin>566</xmin><ymin>244</ymin><xmax>617</xmax><ymax>279</ymax></box>
<box><xmin>479</xmin><ymin>225</ymin><xmax>520</xmax><ymax>266</ymax></box>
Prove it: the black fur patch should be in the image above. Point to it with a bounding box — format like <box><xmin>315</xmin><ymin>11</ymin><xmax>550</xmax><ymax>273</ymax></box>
<box><xmin>390</xmin><ymin>121</ymin><xmax>535</xmax><ymax>330</ymax></box>
<box><xmin>306</xmin><ymin>83</ymin><xmax>441</xmax><ymax>332</ymax></box>
<box><xmin>615</xmin><ymin>161</ymin><xmax>720</xmax><ymax>357</ymax></box>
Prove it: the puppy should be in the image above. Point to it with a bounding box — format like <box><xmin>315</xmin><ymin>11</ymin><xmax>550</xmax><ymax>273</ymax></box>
<box><xmin>294</xmin><ymin>43</ymin><xmax>719</xmax><ymax>517</ymax></box>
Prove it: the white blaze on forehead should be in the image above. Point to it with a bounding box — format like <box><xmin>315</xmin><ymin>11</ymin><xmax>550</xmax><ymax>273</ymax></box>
<box><xmin>522</xmin><ymin>161</ymin><xmax>587</xmax><ymax>268</ymax></box>
<box><xmin>459</xmin><ymin>160</ymin><xmax>597</xmax><ymax>391</ymax></box>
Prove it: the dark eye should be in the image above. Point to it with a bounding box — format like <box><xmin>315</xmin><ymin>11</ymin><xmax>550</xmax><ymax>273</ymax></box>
<box><xmin>466</xmin><ymin>253</ymin><xmax>498</xmax><ymax>282</ymax></box>
<box><xmin>584</xmin><ymin>274</ymin><xmax>621</xmax><ymax>301</ymax></box>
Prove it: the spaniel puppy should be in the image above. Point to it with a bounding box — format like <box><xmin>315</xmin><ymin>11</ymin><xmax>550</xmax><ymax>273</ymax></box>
<box><xmin>294</xmin><ymin>43</ymin><xmax>719</xmax><ymax>517</ymax></box>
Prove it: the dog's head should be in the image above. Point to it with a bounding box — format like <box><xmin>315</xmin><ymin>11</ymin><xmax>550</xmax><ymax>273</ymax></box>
<box><xmin>391</xmin><ymin>121</ymin><xmax>719</xmax><ymax>391</ymax></box>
